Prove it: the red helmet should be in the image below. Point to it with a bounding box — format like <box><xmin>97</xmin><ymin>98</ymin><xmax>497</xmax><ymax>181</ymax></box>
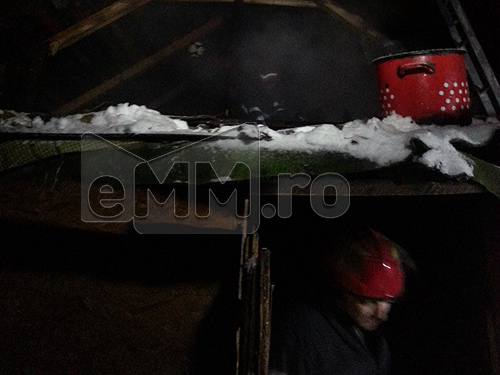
<box><xmin>331</xmin><ymin>226</ymin><xmax>404</xmax><ymax>299</ymax></box>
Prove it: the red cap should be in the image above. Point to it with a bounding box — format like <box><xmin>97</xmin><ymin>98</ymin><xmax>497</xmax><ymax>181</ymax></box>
<box><xmin>332</xmin><ymin>227</ymin><xmax>404</xmax><ymax>299</ymax></box>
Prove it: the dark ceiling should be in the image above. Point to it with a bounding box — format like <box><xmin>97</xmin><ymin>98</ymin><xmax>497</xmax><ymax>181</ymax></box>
<box><xmin>0</xmin><ymin>0</ymin><xmax>499</xmax><ymax>124</ymax></box>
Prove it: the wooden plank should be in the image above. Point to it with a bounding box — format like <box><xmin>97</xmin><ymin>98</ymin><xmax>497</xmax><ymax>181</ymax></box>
<box><xmin>258</xmin><ymin>247</ymin><xmax>272</xmax><ymax>375</ymax></box>
<box><xmin>235</xmin><ymin>200</ymin><xmax>249</xmax><ymax>375</ymax></box>
<box><xmin>0</xmin><ymin>178</ymin><xmax>245</xmax><ymax>233</ymax></box>
<box><xmin>236</xmin><ymin>232</ymin><xmax>272</xmax><ymax>375</ymax></box>
<box><xmin>238</xmin><ymin>234</ymin><xmax>254</xmax><ymax>375</ymax></box>
<box><xmin>46</xmin><ymin>0</ymin><xmax>154</xmax><ymax>56</ymax></box>
<box><xmin>54</xmin><ymin>15</ymin><xmax>224</xmax><ymax>115</ymax></box>
<box><xmin>260</xmin><ymin>177</ymin><xmax>486</xmax><ymax>197</ymax></box>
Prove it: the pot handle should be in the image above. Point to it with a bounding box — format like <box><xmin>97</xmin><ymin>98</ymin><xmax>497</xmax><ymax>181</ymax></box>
<box><xmin>397</xmin><ymin>62</ymin><xmax>435</xmax><ymax>78</ymax></box>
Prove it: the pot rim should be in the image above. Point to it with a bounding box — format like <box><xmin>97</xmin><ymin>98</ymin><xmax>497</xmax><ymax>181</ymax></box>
<box><xmin>372</xmin><ymin>48</ymin><xmax>467</xmax><ymax>64</ymax></box>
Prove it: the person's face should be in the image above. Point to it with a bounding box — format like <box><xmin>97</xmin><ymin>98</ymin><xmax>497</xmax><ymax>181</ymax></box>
<box><xmin>343</xmin><ymin>294</ymin><xmax>393</xmax><ymax>331</ymax></box>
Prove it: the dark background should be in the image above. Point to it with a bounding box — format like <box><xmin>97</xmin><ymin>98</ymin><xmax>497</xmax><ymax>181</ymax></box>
<box><xmin>0</xmin><ymin>0</ymin><xmax>499</xmax><ymax>123</ymax></box>
<box><xmin>1</xmin><ymin>193</ymin><xmax>499</xmax><ymax>374</ymax></box>
<box><xmin>0</xmin><ymin>1</ymin><xmax>499</xmax><ymax>374</ymax></box>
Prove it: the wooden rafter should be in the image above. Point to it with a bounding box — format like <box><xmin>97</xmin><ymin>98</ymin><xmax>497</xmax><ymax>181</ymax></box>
<box><xmin>312</xmin><ymin>0</ymin><xmax>388</xmax><ymax>41</ymax></box>
<box><xmin>165</xmin><ymin>0</ymin><xmax>387</xmax><ymax>39</ymax></box>
<box><xmin>242</xmin><ymin>0</ymin><xmax>313</xmax><ymax>6</ymax></box>
<box><xmin>161</xmin><ymin>0</ymin><xmax>310</xmax><ymax>5</ymax></box>
<box><xmin>45</xmin><ymin>0</ymin><xmax>154</xmax><ymax>56</ymax></box>
<box><xmin>46</xmin><ymin>0</ymin><xmax>390</xmax><ymax>116</ymax></box>
<box><xmin>54</xmin><ymin>16</ymin><xmax>224</xmax><ymax>115</ymax></box>
<box><xmin>43</xmin><ymin>0</ymin><xmax>385</xmax><ymax>60</ymax></box>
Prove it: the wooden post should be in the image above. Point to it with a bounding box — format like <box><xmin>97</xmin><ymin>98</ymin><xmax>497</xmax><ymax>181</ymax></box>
<box><xmin>258</xmin><ymin>247</ymin><xmax>272</xmax><ymax>375</ymax></box>
<box><xmin>237</xmin><ymin>219</ymin><xmax>272</xmax><ymax>375</ymax></box>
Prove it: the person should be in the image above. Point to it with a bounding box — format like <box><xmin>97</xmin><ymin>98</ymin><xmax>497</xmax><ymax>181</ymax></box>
<box><xmin>237</xmin><ymin>61</ymin><xmax>288</xmax><ymax>123</ymax></box>
<box><xmin>268</xmin><ymin>223</ymin><xmax>414</xmax><ymax>375</ymax></box>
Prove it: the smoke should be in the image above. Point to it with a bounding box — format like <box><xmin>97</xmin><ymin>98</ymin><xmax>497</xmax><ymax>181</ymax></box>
<box><xmin>232</xmin><ymin>7</ymin><xmax>382</xmax><ymax>123</ymax></box>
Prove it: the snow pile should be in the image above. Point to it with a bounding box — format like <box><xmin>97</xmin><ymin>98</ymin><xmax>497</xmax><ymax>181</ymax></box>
<box><xmin>1</xmin><ymin>103</ymin><xmax>499</xmax><ymax>178</ymax></box>
<box><xmin>0</xmin><ymin>103</ymin><xmax>189</xmax><ymax>134</ymax></box>
<box><xmin>89</xmin><ymin>104</ymin><xmax>189</xmax><ymax>133</ymax></box>
<box><xmin>215</xmin><ymin>114</ymin><xmax>498</xmax><ymax>177</ymax></box>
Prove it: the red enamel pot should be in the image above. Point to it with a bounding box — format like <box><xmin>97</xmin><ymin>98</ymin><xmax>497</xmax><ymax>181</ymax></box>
<box><xmin>373</xmin><ymin>49</ymin><xmax>472</xmax><ymax>125</ymax></box>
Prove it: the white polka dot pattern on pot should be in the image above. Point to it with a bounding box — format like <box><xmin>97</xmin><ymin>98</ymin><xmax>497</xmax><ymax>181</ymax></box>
<box><xmin>440</xmin><ymin>81</ymin><xmax>470</xmax><ymax>112</ymax></box>
<box><xmin>380</xmin><ymin>87</ymin><xmax>395</xmax><ymax>116</ymax></box>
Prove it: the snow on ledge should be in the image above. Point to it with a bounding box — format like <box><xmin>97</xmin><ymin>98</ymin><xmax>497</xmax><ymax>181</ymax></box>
<box><xmin>1</xmin><ymin>103</ymin><xmax>499</xmax><ymax>178</ymax></box>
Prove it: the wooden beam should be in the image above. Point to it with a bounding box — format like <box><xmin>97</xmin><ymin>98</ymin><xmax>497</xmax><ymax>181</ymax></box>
<box><xmin>54</xmin><ymin>16</ymin><xmax>224</xmax><ymax>116</ymax></box>
<box><xmin>242</xmin><ymin>0</ymin><xmax>313</xmax><ymax>6</ymax></box>
<box><xmin>46</xmin><ymin>0</ymin><xmax>154</xmax><ymax>56</ymax></box>
<box><xmin>41</xmin><ymin>0</ymin><xmax>387</xmax><ymax>59</ymax></box>
<box><xmin>163</xmin><ymin>0</ymin><xmax>233</xmax><ymax>2</ymax></box>
<box><xmin>312</xmin><ymin>0</ymin><xmax>387</xmax><ymax>41</ymax></box>
<box><xmin>161</xmin><ymin>0</ymin><xmax>312</xmax><ymax>5</ymax></box>
<box><xmin>258</xmin><ymin>247</ymin><xmax>272</xmax><ymax>375</ymax></box>
<box><xmin>167</xmin><ymin>0</ymin><xmax>388</xmax><ymax>39</ymax></box>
